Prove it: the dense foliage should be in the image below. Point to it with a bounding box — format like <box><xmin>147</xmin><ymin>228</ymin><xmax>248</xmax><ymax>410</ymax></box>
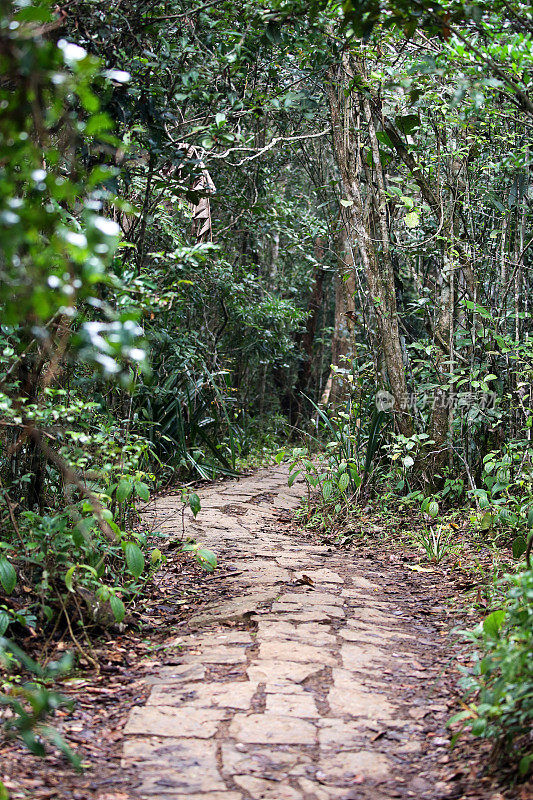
<box><xmin>0</xmin><ymin>0</ymin><xmax>531</xmax><ymax>780</ymax></box>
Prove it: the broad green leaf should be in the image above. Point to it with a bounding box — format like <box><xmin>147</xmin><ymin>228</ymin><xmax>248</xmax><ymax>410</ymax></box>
<box><xmin>288</xmin><ymin>470</ymin><xmax>301</xmax><ymax>487</ymax></box>
<box><xmin>404</xmin><ymin>211</ymin><xmax>420</xmax><ymax>229</ymax></box>
<box><xmin>189</xmin><ymin>493</ymin><xmax>201</xmax><ymax>518</ymax></box>
<box><xmin>0</xmin><ymin>557</ymin><xmax>16</xmax><ymax>595</ymax></box>
<box><xmin>134</xmin><ymin>481</ymin><xmax>150</xmax><ymax>502</ymax></box>
<box><xmin>338</xmin><ymin>473</ymin><xmax>350</xmax><ymax>493</ymax></box>
<box><xmin>428</xmin><ymin>501</ymin><xmax>439</xmax><ymax>518</ymax></box>
<box><xmin>109</xmin><ymin>595</ymin><xmax>125</xmax><ymax>623</ymax></box>
<box><xmin>0</xmin><ymin>610</ymin><xmax>10</xmax><ymax>635</ymax></box>
<box><xmin>512</xmin><ymin>536</ymin><xmax>527</xmax><ymax>559</ymax></box>
<box><xmin>150</xmin><ymin>548</ymin><xmax>163</xmax><ymax>564</ymax></box>
<box><xmin>124</xmin><ymin>542</ymin><xmax>145</xmax><ymax>579</ymax></box>
<box><xmin>483</xmin><ymin>609</ymin><xmax>505</xmax><ymax>637</ymax></box>
<box><xmin>322</xmin><ymin>479</ymin><xmax>333</xmax><ymax>500</ymax></box>
<box><xmin>196</xmin><ymin>548</ymin><xmax>217</xmax><ymax>572</ymax></box>
<box><xmin>471</xmin><ymin>717</ymin><xmax>486</xmax><ymax>736</ymax></box>
<box><xmin>395</xmin><ymin>113</ymin><xmax>421</xmax><ymax>135</ymax></box>
<box><xmin>116</xmin><ymin>478</ymin><xmax>133</xmax><ymax>503</ymax></box>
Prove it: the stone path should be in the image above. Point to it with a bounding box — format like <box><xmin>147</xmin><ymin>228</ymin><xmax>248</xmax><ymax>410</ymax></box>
<box><xmin>123</xmin><ymin>466</ymin><xmax>451</xmax><ymax>800</ymax></box>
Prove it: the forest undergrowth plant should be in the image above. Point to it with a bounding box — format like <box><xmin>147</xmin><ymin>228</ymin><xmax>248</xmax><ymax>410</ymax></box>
<box><xmin>412</xmin><ymin>524</ymin><xmax>455</xmax><ymax>564</ymax></box>
<box><xmin>451</xmin><ymin>567</ymin><xmax>533</xmax><ymax>777</ymax></box>
<box><xmin>0</xmin><ymin>638</ymin><xmax>80</xmax><ymax>769</ymax></box>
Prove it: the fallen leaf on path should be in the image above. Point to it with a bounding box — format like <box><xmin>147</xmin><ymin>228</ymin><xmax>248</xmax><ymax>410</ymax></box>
<box><xmin>406</xmin><ymin>564</ymin><xmax>435</xmax><ymax>573</ymax></box>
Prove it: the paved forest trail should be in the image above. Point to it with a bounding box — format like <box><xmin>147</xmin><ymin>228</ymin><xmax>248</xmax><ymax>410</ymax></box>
<box><xmin>123</xmin><ymin>466</ymin><xmax>452</xmax><ymax>800</ymax></box>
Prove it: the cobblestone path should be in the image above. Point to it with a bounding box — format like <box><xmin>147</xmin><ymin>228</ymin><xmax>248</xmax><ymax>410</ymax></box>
<box><xmin>123</xmin><ymin>466</ymin><xmax>450</xmax><ymax>800</ymax></box>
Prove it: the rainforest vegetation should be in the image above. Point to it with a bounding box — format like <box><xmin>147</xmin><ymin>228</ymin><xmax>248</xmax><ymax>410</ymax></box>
<box><xmin>0</xmin><ymin>0</ymin><xmax>532</xmax><ymax>787</ymax></box>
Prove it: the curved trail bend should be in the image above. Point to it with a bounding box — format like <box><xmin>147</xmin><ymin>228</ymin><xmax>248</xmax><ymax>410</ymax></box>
<box><xmin>123</xmin><ymin>466</ymin><xmax>452</xmax><ymax>800</ymax></box>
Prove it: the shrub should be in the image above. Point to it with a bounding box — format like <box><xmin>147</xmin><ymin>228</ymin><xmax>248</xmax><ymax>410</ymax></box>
<box><xmin>452</xmin><ymin>567</ymin><xmax>533</xmax><ymax>776</ymax></box>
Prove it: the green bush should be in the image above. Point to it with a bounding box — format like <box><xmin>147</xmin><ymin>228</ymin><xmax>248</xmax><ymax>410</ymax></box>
<box><xmin>452</xmin><ymin>567</ymin><xmax>533</xmax><ymax>776</ymax></box>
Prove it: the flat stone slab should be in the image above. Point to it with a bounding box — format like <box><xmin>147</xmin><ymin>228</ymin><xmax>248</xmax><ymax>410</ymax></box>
<box><xmin>277</xmin><ymin>592</ymin><xmax>343</xmax><ymax>606</ymax></box>
<box><xmin>265</xmin><ymin>692</ymin><xmax>319</xmax><ymax>718</ymax></box>
<box><xmin>125</xmin><ymin>706</ymin><xmax>225</xmax><ymax>738</ymax></box>
<box><xmin>229</xmin><ymin>713</ymin><xmax>316</xmax><ymax>744</ymax></box>
<box><xmin>144</xmin><ymin>664</ymin><xmax>206</xmax><ymax>685</ymax></box>
<box><xmin>318</xmin><ymin>717</ymin><xmax>379</xmax><ymax>747</ymax></box>
<box><xmin>327</xmin><ymin>671</ymin><xmax>394</xmax><ymax>720</ymax></box>
<box><xmin>221</xmin><ymin>742</ymin><xmax>311</xmax><ymax>777</ymax></box>
<box><xmin>270</xmin><ymin>607</ymin><xmax>345</xmax><ymax>621</ymax></box>
<box><xmin>294</xmin><ymin>569</ymin><xmax>344</xmax><ymax>584</ymax></box>
<box><xmin>181</xmin><ymin>646</ymin><xmax>248</xmax><ymax>665</ymax></box>
<box><xmin>297</xmin><ymin>778</ymin><xmax>349</xmax><ymax>799</ymax></box>
<box><xmin>150</xmin><ymin>794</ymin><xmax>242</xmax><ymax>800</ymax></box>
<box><xmin>233</xmin><ymin>774</ymin><xmax>304</xmax><ymax>799</ymax></box>
<box><xmin>149</xmin><ymin>682</ymin><xmax>257</xmax><ymax>710</ymax></box>
<box><xmin>341</xmin><ymin>643</ymin><xmax>386</xmax><ymax>670</ymax></box>
<box><xmin>188</xmin><ymin>591</ymin><xmax>279</xmax><ymax>627</ymax></box>
<box><xmin>124</xmin><ymin>738</ymin><xmax>225</xmax><ymax>794</ymax></box>
<box><xmin>259</xmin><ymin>640</ymin><xmax>336</xmax><ymax>666</ymax></box>
<box><xmin>257</xmin><ymin>621</ymin><xmax>336</xmax><ymax>647</ymax></box>
<box><xmin>318</xmin><ymin>750</ymin><xmax>391</xmax><ymax>783</ymax></box>
<box><xmin>247</xmin><ymin>660</ymin><xmax>325</xmax><ymax>684</ymax></box>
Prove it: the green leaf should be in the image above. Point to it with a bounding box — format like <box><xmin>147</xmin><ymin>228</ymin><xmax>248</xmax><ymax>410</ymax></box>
<box><xmin>0</xmin><ymin>557</ymin><xmax>16</xmax><ymax>595</ymax></box>
<box><xmin>404</xmin><ymin>211</ymin><xmax>420</xmax><ymax>229</ymax></box>
<box><xmin>527</xmin><ymin>505</ymin><xmax>533</xmax><ymax>529</ymax></box>
<box><xmin>288</xmin><ymin>470</ymin><xmax>301</xmax><ymax>487</ymax></box>
<box><xmin>395</xmin><ymin>114</ymin><xmax>421</xmax><ymax>135</ymax></box>
<box><xmin>189</xmin><ymin>493</ymin><xmax>201</xmax><ymax>518</ymax></box>
<box><xmin>483</xmin><ymin>609</ymin><xmax>505</xmax><ymax>638</ymax></box>
<box><xmin>480</xmin><ymin>512</ymin><xmax>493</xmax><ymax>530</ymax></box>
<box><xmin>448</xmin><ymin>709</ymin><xmax>473</xmax><ymax>726</ymax></box>
<box><xmin>471</xmin><ymin>717</ymin><xmax>486</xmax><ymax>736</ymax></box>
<box><xmin>109</xmin><ymin>595</ymin><xmax>125</xmax><ymax>623</ymax></box>
<box><xmin>338</xmin><ymin>473</ymin><xmax>350</xmax><ymax>493</ymax></box>
<box><xmin>519</xmin><ymin>754</ymin><xmax>533</xmax><ymax>777</ymax></box>
<box><xmin>0</xmin><ymin>779</ymin><xmax>9</xmax><ymax>800</ymax></box>
<box><xmin>116</xmin><ymin>478</ymin><xmax>133</xmax><ymax>503</ymax></box>
<box><xmin>428</xmin><ymin>501</ymin><xmax>439</xmax><ymax>518</ymax></box>
<box><xmin>134</xmin><ymin>481</ymin><xmax>150</xmax><ymax>502</ymax></box>
<box><xmin>512</xmin><ymin>536</ymin><xmax>527</xmax><ymax>559</ymax></box>
<box><xmin>403</xmin><ymin>454</ymin><xmax>415</xmax><ymax>468</ymax></box>
<box><xmin>195</xmin><ymin>548</ymin><xmax>217</xmax><ymax>572</ymax></box>
<box><xmin>124</xmin><ymin>542</ymin><xmax>145</xmax><ymax>579</ymax></box>
<box><xmin>0</xmin><ymin>610</ymin><xmax>10</xmax><ymax>635</ymax></box>
<box><xmin>322</xmin><ymin>479</ymin><xmax>333</xmax><ymax>500</ymax></box>
<box><xmin>65</xmin><ymin>565</ymin><xmax>77</xmax><ymax>592</ymax></box>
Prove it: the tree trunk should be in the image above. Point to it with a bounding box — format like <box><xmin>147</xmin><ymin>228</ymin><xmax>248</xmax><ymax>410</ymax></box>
<box><xmin>326</xmin><ymin>56</ymin><xmax>413</xmax><ymax>437</ymax></box>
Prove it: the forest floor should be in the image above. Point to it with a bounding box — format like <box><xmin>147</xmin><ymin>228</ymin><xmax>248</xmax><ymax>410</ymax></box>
<box><xmin>2</xmin><ymin>466</ymin><xmax>530</xmax><ymax>800</ymax></box>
